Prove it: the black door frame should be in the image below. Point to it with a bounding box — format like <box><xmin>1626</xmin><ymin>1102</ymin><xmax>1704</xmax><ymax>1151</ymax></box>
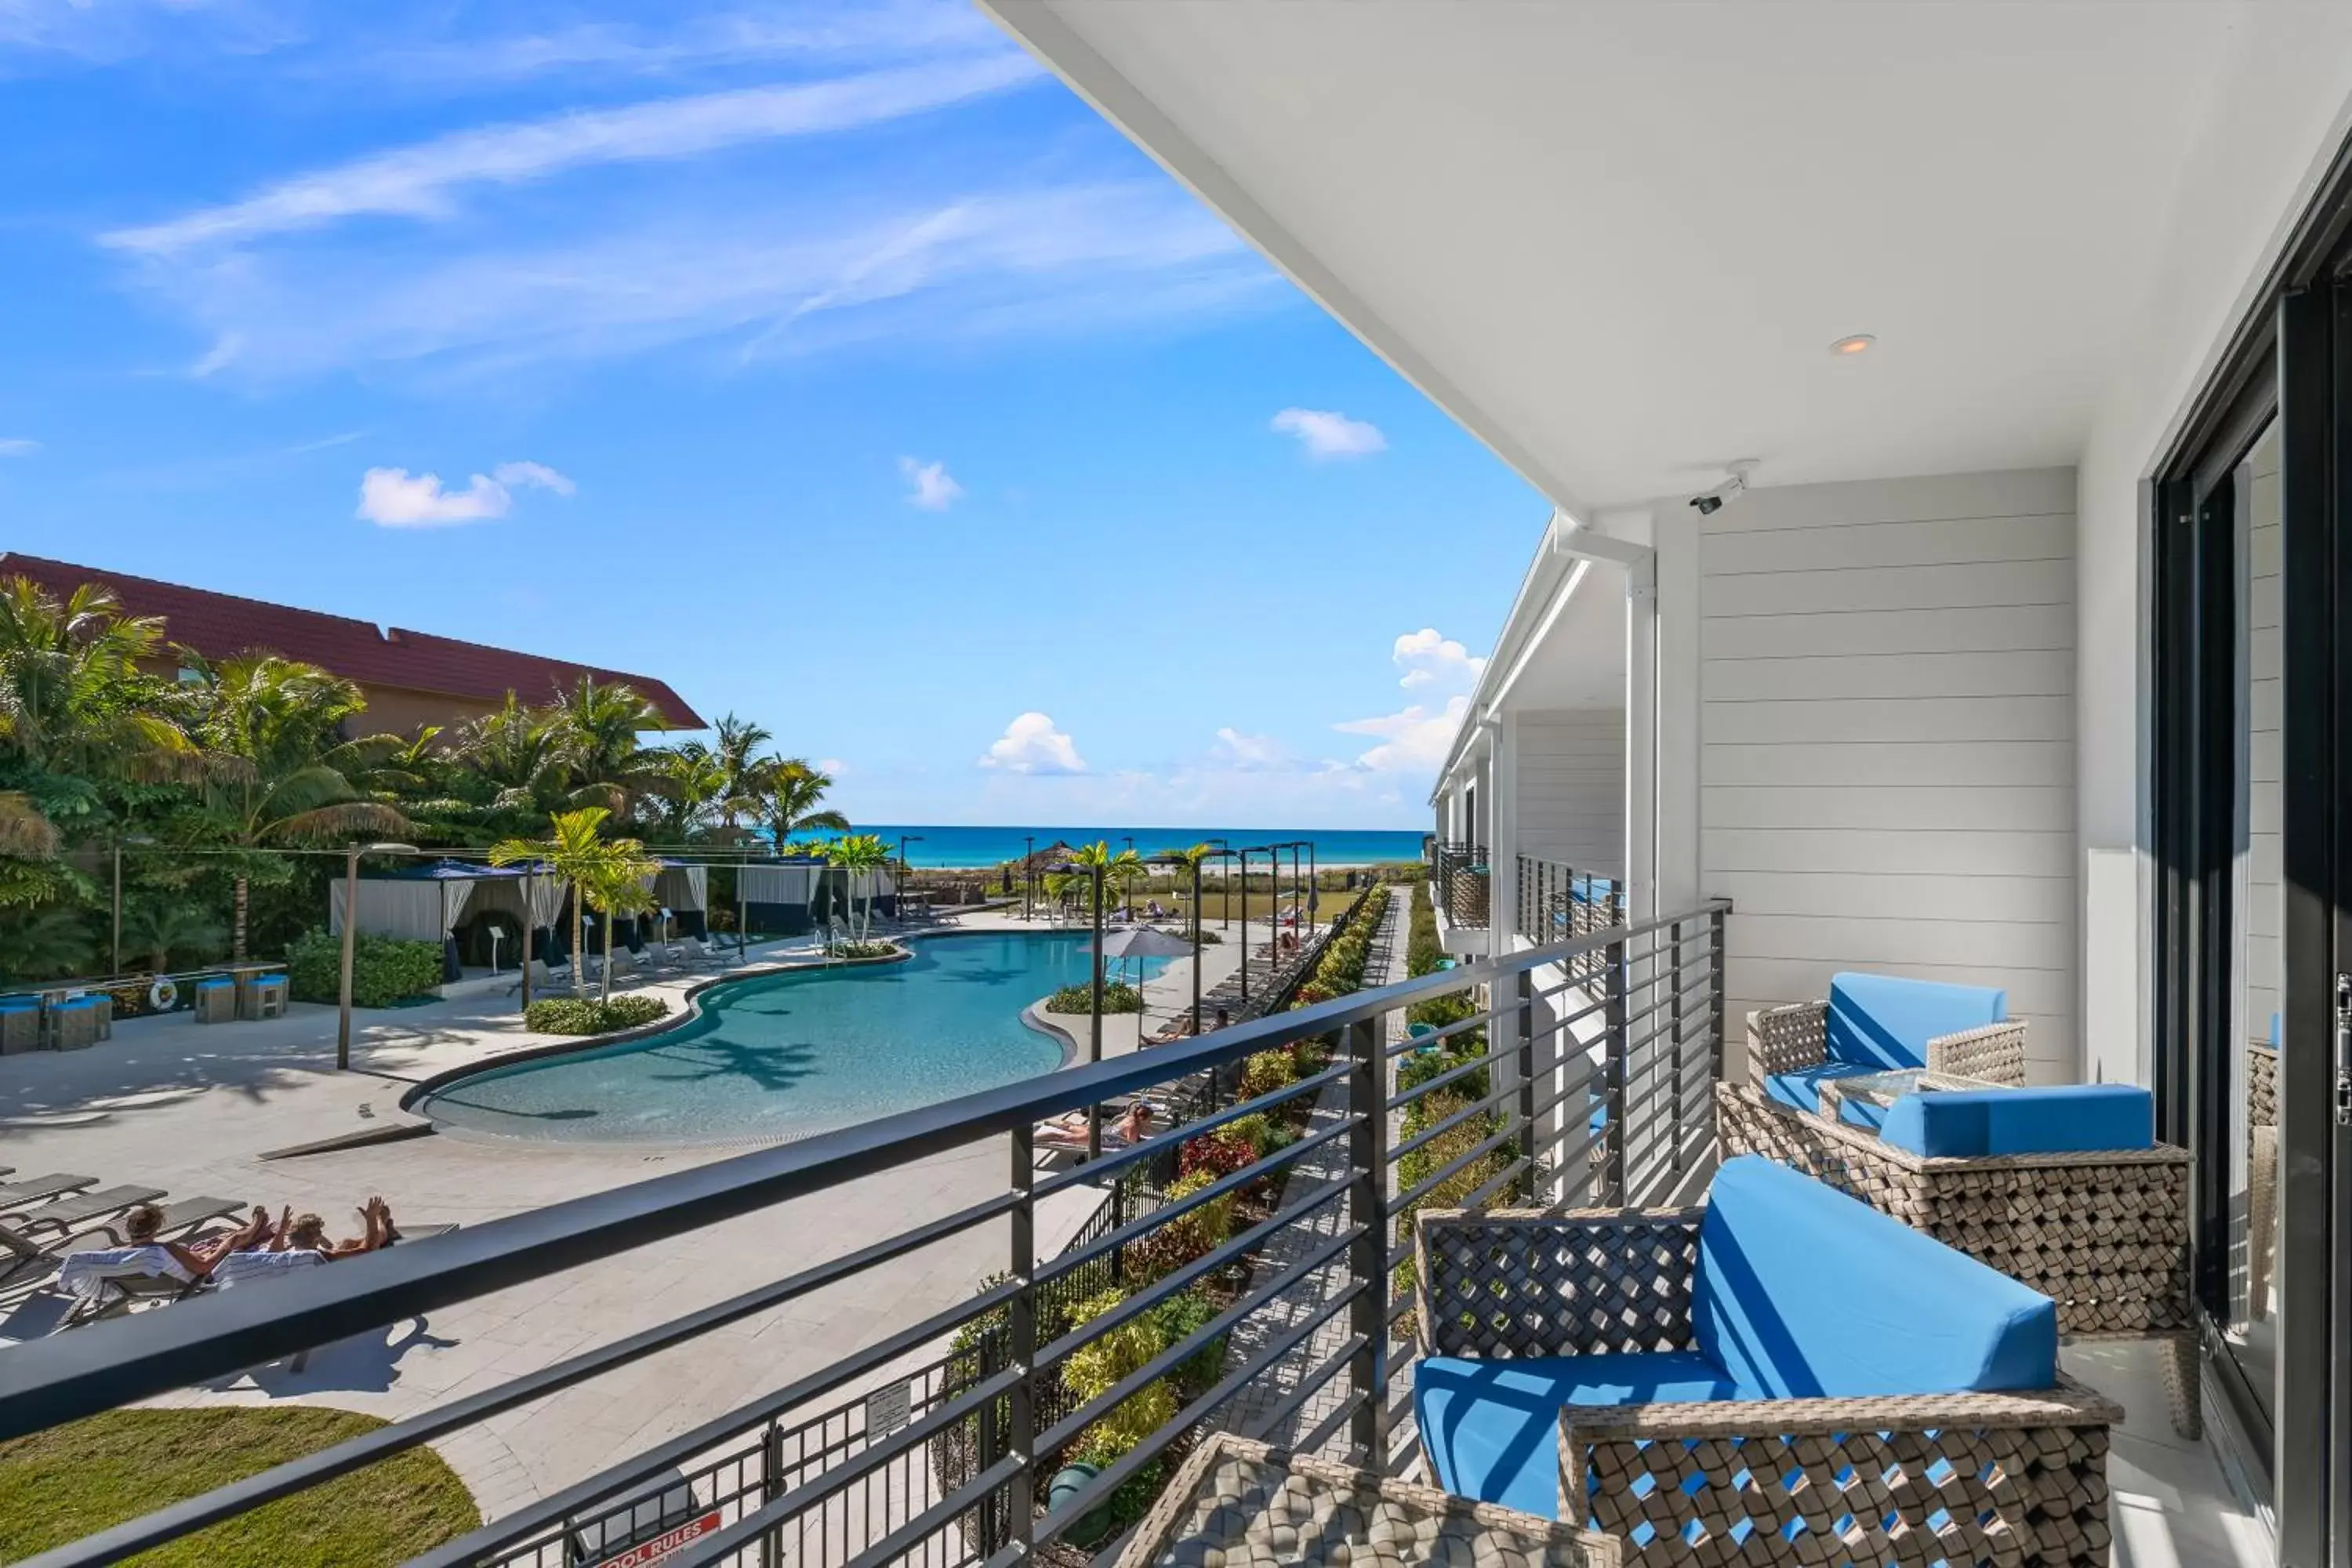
<box><xmin>2150</xmin><ymin>131</ymin><xmax>2352</xmax><ymax>1568</ymax></box>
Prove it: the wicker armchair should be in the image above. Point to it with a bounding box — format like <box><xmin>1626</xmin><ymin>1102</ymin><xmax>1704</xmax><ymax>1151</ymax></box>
<box><xmin>1717</xmin><ymin>1080</ymin><xmax>2198</xmax><ymax>1437</ymax></box>
<box><xmin>1747</xmin><ymin>998</ymin><xmax>2028</xmax><ymax>1088</ymax></box>
<box><xmin>1416</xmin><ymin>1207</ymin><xmax>2118</xmax><ymax>1568</ymax></box>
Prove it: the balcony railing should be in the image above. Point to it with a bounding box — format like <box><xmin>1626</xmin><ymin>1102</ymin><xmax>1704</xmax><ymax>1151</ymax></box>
<box><xmin>1515</xmin><ymin>856</ymin><xmax>1625</xmax><ymax>988</ymax></box>
<box><xmin>1429</xmin><ymin>840</ymin><xmax>1490</xmax><ymax>929</ymax></box>
<box><xmin>0</xmin><ymin>896</ymin><xmax>1728</xmax><ymax>1568</ymax></box>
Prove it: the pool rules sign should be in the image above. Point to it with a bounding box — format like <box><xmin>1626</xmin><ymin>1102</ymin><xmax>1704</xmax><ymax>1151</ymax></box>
<box><xmin>591</xmin><ymin>1509</ymin><xmax>724</xmax><ymax>1568</ymax></box>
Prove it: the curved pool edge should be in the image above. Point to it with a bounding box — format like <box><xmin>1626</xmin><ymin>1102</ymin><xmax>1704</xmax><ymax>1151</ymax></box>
<box><xmin>396</xmin><ymin>942</ymin><xmax>916</xmax><ymax>1119</ymax></box>
<box><xmin>1020</xmin><ymin>999</ymin><xmax>1081</xmax><ymax>1069</ymax></box>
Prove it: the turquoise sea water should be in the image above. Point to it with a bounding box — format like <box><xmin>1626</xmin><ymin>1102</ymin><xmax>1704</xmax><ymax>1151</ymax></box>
<box><xmin>417</xmin><ymin>931</ymin><xmax>1171</xmax><ymax>1146</ymax></box>
<box><xmin>848</xmin><ymin>826</ymin><xmax>1426</xmax><ymax>869</ymax></box>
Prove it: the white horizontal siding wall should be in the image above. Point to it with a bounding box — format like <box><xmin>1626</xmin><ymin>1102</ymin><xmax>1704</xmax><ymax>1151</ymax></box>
<box><xmin>1515</xmin><ymin>708</ymin><xmax>1625</xmax><ymax>878</ymax></box>
<box><xmin>1699</xmin><ymin>468</ymin><xmax>2079</xmax><ymax>1079</ymax></box>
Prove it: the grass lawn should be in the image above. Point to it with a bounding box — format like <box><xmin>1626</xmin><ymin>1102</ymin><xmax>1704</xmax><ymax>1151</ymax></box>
<box><xmin>0</xmin><ymin>1406</ymin><xmax>479</xmax><ymax>1566</ymax></box>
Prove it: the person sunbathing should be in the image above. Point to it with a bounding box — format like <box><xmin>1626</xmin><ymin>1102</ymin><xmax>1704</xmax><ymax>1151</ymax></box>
<box><xmin>1042</xmin><ymin>1102</ymin><xmax>1152</xmax><ymax>1145</ymax></box>
<box><xmin>64</xmin><ymin>1201</ymin><xmax>274</xmax><ymax>1288</ymax></box>
<box><xmin>269</xmin><ymin>1196</ymin><xmax>397</xmax><ymax>1258</ymax></box>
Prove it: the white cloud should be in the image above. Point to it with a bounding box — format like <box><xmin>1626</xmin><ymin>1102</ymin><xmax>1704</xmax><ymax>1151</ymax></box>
<box><xmin>118</xmin><ymin>179</ymin><xmax>1276</xmax><ymax>384</ymax></box>
<box><xmin>1271</xmin><ymin>407</ymin><xmax>1385</xmax><ymax>460</ymax></box>
<box><xmin>1392</xmin><ymin>627</ymin><xmax>1486</xmax><ymax>691</ymax></box>
<box><xmin>1207</xmin><ymin>728</ymin><xmax>1290</xmax><ymax>772</ymax></box>
<box><xmin>0</xmin><ymin>437</ymin><xmax>37</xmax><ymax>457</ymax></box>
<box><xmin>1334</xmin><ymin>695</ymin><xmax>1472</xmax><ymax>775</ymax></box>
<box><xmin>354</xmin><ymin>459</ymin><xmax>573</xmax><ymax>527</ymax></box>
<box><xmin>815</xmin><ymin>757</ymin><xmax>848</xmax><ymax>778</ymax></box>
<box><xmin>898</xmin><ymin>456</ymin><xmax>963</xmax><ymax>510</ymax></box>
<box><xmin>979</xmin><ymin>712</ymin><xmax>1087</xmax><ymax>775</ymax></box>
<box><xmin>492</xmin><ymin>459</ymin><xmax>576</xmax><ymax>496</ymax></box>
<box><xmin>103</xmin><ymin>56</ymin><xmax>1043</xmax><ymax>255</ymax></box>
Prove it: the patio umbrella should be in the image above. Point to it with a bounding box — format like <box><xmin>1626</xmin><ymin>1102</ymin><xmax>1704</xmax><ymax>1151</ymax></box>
<box><xmin>1089</xmin><ymin>924</ymin><xmax>1195</xmax><ymax>986</ymax></box>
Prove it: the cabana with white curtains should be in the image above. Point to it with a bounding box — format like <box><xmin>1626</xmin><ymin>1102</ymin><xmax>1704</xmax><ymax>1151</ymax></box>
<box><xmin>329</xmin><ymin>861</ymin><xmax>535</xmax><ymax>982</ymax></box>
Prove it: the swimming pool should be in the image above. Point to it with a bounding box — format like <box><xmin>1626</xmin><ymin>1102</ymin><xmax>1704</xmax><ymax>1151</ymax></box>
<box><xmin>414</xmin><ymin>931</ymin><xmax>1174</xmax><ymax>1147</ymax></box>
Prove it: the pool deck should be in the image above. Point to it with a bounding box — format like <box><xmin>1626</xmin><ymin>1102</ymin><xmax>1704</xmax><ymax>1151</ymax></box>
<box><xmin>0</xmin><ymin>908</ymin><xmax>1261</xmax><ymax>1523</ymax></box>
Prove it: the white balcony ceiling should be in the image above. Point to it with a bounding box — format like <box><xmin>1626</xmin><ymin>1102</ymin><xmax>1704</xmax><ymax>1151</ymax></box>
<box><xmin>987</xmin><ymin>1</ymin><xmax>2245</xmax><ymax>513</ymax></box>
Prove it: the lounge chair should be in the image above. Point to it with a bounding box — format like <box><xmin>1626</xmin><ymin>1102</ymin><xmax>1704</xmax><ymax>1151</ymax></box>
<box><xmin>0</xmin><ymin>1174</ymin><xmax>98</xmax><ymax>1211</ymax></box>
<box><xmin>9</xmin><ymin>1184</ymin><xmax>165</xmax><ymax>1240</ymax></box>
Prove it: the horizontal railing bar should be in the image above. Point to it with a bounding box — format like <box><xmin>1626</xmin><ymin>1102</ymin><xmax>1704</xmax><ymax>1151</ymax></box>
<box><xmin>1385</xmin><ymin>1041</ymin><xmax>1512</xmax><ymax>1111</ymax></box>
<box><xmin>1296</xmin><ymin>1381</ymin><xmax>1370</xmax><ymax>1458</ymax></box>
<box><xmin>1388</xmin><ymin>1080</ymin><xmax>1519</xmax><ymax>1163</ymax></box>
<box><xmin>1036</xmin><ymin>1171</ymin><xmax>1357</xmax><ymax>1373</ymax></box>
<box><xmin>659</xmin><ymin>1367</ymin><xmax>1022</xmax><ymax>1568</ymax></box>
<box><xmin>1392</xmin><ymin>1125</ymin><xmax>1516</xmax><ymax>1214</ymax></box>
<box><xmin>1379</xmin><ymin>1002</ymin><xmax>1512</xmax><ymax>1061</ymax></box>
<box><xmin>1036</xmin><ymin>1220</ymin><xmax>1363</xmax><ymax>1455</ymax></box>
<box><xmin>405</xmin><ymin>1283</ymin><xmax>1021</xmax><ymax>1568</ymax></box>
<box><xmin>1033</xmin><ymin>1280</ymin><xmax>1367</xmax><ymax>1546</ymax></box>
<box><xmin>840</xmin><ymin>1453</ymin><xmax>1028</xmax><ymax>1568</ymax></box>
<box><xmin>1032</xmin><ymin>1060</ymin><xmax>1352</xmax><ymax>1198</ymax></box>
<box><xmin>1035</xmin><ymin>1116</ymin><xmax>1354</xmax><ymax>1287</ymax></box>
<box><xmin>16</xmin><ymin>1191</ymin><xmax>1024</xmax><ymax>1568</ymax></box>
<box><xmin>1259</xmin><ymin>1336</ymin><xmax>1368</xmax><ymax>1451</ymax></box>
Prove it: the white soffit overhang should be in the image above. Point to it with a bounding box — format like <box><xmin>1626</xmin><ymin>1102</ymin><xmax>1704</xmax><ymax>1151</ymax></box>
<box><xmin>984</xmin><ymin>0</ymin><xmax>2240</xmax><ymax>511</ymax></box>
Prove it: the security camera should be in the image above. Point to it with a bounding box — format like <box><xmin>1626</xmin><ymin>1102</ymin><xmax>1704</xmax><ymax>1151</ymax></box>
<box><xmin>1688</xmin><ymin>477</ymin><xmax>1744</xmax><ymax>516</ymax></box>
<box><xmin>1686</xmin><ymin>462</ymin><xmax>1758</xmax><ymax>516</ymax></box>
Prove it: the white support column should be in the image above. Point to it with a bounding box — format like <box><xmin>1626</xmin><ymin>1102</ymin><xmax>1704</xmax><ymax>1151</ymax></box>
<box><xmin>1624</xmin><ymin>549</ymin><xmax>1659</xmax><ymax>927</ymax></box>
<box><xmin>1654</xmin><ymin>506</ymin><xmax>1703</xmax><ymax>911</ymax></box>
<box><xmin>1491</xmin><ymin>713</ymin><xmax>1518</xmax><ymax>962</ymax></box>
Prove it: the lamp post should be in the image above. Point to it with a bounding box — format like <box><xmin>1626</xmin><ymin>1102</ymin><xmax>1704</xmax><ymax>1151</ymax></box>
<box><xmin>1157</xmin><ymin>851</ymin><xmax>1208</xmax><ymax>1037</ymax></box>
<box><xmin>1023</xmin><ymin>834</ymin><xmax>1035</xmax><ymax>923</ymax></box>
<box><xmin>1207</xmin><ymin>837</ymin><xmax>1230</xmax><ymax>931</ymax></box>
<box><xmin>898</xmin><ymin>835</ymin><xmax>923</xmax><ymax>922</ymax></box>
<box><xmin>1051</xmin><ymin>857</ymin><xmax>1109</xmax><ymax>1159</ymax></box>
<box><xmin>338</xmin><ymin>840</ymin><xmax>419</xmax><ymax>1071</ymax></box>
<box><xmin>1236</xmin><ymin>847</ymin><xmax>1251</xmax><ymax>1004</ymax></box>
<box><xmin>1122</xmin><ymin>836</ymin><xmax>1135</xmax><ymax>920</ymax></box>
<box><xmin>109</xmin><ymin>833</ymin><xmax>154</xmax><ymax>978</ymax></box>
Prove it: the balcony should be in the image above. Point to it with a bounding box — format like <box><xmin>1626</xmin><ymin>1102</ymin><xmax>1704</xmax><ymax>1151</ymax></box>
<box><xmin>1428</xmin><ymin>840</ymin><xmax>1490</xmax><ymax>946</ymax></box>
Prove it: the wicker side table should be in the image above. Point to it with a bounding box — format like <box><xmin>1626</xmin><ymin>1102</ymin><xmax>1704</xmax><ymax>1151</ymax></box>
<box><xmin>1717</xmin><ymin>1080</ymin><xmax>2200</xmax><ymax>1437</ymax></box>
<box><xmin>1116</xmin><ymin>1434</ymin><xmax>1620</xmax><ymax>1568</ymax></box>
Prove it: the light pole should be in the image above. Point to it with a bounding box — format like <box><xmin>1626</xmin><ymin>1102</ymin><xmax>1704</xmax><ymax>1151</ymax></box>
<box><xmin>1121</xmin><ymin>837</ymin><xmax>1135</xmax><ymax>920</ymax></box>
<box><xmin>1052</xmin><ymin>857</ymin><xmax>1109</xmax><ymax>1159</ymax></box>
<box><xmin>898</xmin><ymin>835</ymin><xmax>923</xmax><ymax>921</ymax></box>
<box><xmin>1157</xmin><ymin>851</ymin><xmax>1208</xmax><ymax>1036</ymax></box>
<box><xmin>338</xmin><ymin>840</ymin><xmax>419</xmax><ymax>1070</ymax></box>
<box><xmin>1207</xmin><ymin>837</ymin><xmax>1230</xmax><ymax>931</ymax></box>
<box><xmin>109</xmin><ymin>833</ymin><xmax>154</xmax><ymax>978</ymax></box>
<box><xmin>1023</xmin><ymin>834</ymin><xmax>1035</xmax><ymax>923</ymax></box>
<box><xmin>1236</xmin><ymin>847</ymin><xmax>1251</xmax><ymax>1004</ymax></box>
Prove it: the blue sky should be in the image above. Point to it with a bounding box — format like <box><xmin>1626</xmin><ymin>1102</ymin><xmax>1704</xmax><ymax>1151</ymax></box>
<box><xmin>0</xmin><ymin>0</ymin><xmax>1548</xmax><ymax>828</ymax></box>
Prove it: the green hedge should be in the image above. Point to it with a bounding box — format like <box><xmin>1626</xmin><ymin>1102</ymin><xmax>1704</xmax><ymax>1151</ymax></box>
<box><xmin>1405</xmin><ymin>880</ymin><xmax>1443</xmax><ymax>977</ymax></box>
<box><xmin>286</xmin><ymin>928</ymin><xmax>444</xmax><ymax>1008</ymax></box>
<box><xmin>523</xmin><ymin>995</ymin><xmax>670</xmax><ymax>1035</ymax></box>
<box><xmin>1046</xmin><ymin>981</ymin><xmax>1144</xmax><ymax>1014</ymax></box>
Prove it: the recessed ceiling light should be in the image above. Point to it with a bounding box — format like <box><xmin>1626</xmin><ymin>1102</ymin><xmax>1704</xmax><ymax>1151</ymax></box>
<box><xmin>1831</xmin><ymin>334</ymin><xmax>1877</xmax><ymax>356</ymax></box>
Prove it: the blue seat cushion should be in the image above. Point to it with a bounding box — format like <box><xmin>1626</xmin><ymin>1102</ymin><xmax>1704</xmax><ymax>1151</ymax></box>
<box><xmin>1878</xmin><ymin>1084</ymin><xmax>2155</xmax><ymax>1158</ymax></box>
<box><xmin>1693</xmin><ymin>1155</ymin><xmax>2056</xmax><ymax>1398</ymax></box>
<box><xmin>1826</xmin><ymin>972</ymin><xmax>2006</xmax><ymax>1072</ymax></box>
<box><xmin>1416</xmin><ymin>1352</ymin><xmax>1746</xmax><ymax>1519</ymax></box>
<box><xmin>1762</xmin><ymin>1063</ymin><xmax>1871</xmax><ymax>1115</ymax></box>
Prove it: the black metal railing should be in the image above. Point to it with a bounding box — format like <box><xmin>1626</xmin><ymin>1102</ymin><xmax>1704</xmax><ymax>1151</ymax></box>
<box><xmin>1513</xmin><ymin>856</ymin><xmax>1624</xmax><ymax>988</ymax></box>
<box><xmin>1428</xmin><ymin>840</ymin><xmax>1489</xmax><ymax>930</ymax></box>
<box><xmin>0</xmin><ymin>895</ymin><xmax>1729</xmax><ymax>1568</ymax></box>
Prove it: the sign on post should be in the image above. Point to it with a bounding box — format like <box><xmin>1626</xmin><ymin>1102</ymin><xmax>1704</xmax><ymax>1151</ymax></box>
<box><xmin>866</xmin><ymin>1381</ymin><xmax>911</xmax><ymax>1437</ymax></box>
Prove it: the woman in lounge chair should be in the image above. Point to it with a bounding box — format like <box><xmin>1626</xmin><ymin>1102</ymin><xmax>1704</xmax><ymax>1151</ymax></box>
<box><xmin>1040</xmin><ymin>1102</ymin><xmax>1152</xmax><ymax>1145</ymax></box>
<box><xmin>271</xmin><ymin>1196</ymin><xmax>397</xmax><ymax>1259</ymax></box>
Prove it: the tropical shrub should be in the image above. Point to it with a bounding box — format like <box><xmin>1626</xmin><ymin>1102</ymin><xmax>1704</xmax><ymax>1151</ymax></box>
<box><xmin>524</xmin><ymin>995</ymin><xmax>670</xmax><ymax>1035</ymax></box>
<box><xmin>1238</xmin><ymin>1048</ymin><xmax>1299</xmax><ymax>1101</ymax></box>
<box><xmin>1046</xmin><ymin>981</ymin><xmax>1144</xmax><ymax>1014</ymax></box>
<box><xmin>1062</xmin><ymin>1289</ymin><xmax>1180</xmax><ymax>1463</ymax></box>
<box><xmin>825</xmin><ymin>940</ymin><xmax>898</xmax><ymax>960</ymax></box>
<box><xmin>1406</xmin><ymin>880</ymin><xmax>1444</xmax><ymax>977</ymax></box>
<box><xmin>286</xmin><ymin>928</ymin><xmax>443</xmax><ymax>1007</ymax></box>
<box><xmin>1147</xmin><ymin>1288</ymin><xmax>1227</xmax><ymax>1397</ymax></box>
<box><xmin>1398</xmin><ymin>1045</ymin><xmax>1490</xmax><ymax>1110</ymax></box>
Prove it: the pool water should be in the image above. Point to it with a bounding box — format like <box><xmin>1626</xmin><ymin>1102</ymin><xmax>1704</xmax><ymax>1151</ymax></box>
<box><xmin>416</xmin><ymin>931</ymin><xmax>1174</xmax><ymax>1146</ymax></box>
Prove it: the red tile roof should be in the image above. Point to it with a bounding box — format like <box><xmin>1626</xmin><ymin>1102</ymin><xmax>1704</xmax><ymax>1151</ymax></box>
<box><xmin>0</xmin><ymin>554</ymin><xmax>704</xmax><ymax>729</ymax></box>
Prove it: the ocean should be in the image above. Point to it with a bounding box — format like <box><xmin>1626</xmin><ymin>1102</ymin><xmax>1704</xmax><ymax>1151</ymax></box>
<box><xmin>848</xmin><ymin>826</ymin><xmax>1428</xmax><ymax>869</ymax></box>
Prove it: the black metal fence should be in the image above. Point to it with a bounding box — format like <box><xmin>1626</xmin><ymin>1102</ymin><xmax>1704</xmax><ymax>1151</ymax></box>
<box><xmin>0</xmin><ymin>895</ymin><xmax>1728</xmax><ymax>1568</ymax></box>
<box><xmin>1512</xmin><ymin>856</ymin><xmax>1624</xmax><ymax>989</ymax></box>
<box><xmin>1428</xmin><ymin>841</ymin><xmax>1489</xmax><ymax>931</ymax></box>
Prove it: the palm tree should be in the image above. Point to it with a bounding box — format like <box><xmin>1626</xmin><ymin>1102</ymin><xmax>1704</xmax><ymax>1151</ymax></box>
<box><xmin>548</xmin><ymin>677</ymin><xmax>667</xmax><ymax>822</ymax></box>
<box><xmin>644</xmin><ymin>742</ymin><xmax>730</xmax><ymax>843</ymax></box>
<box><xmin>0</xmin><ymin>904</ymin><xmax>95</xmax><ymax>984</ymax></box>
<box><xmin>1045</xmin><ymin>841</ymin><xmax>1148</xmax><ymax>931</ymax></box>
<box><xmin>1164</xmin><ymin>841</ymin><xmax>1215</xmax><ymax>936</ymax></box>
<box><xmin>710</xmin><ymin>714</ymin><xmax>772</xmax><ymax>835</ymax></box>
<box><xmin>490</xmin><ymin>807</ymin><xmax>610</xmax><ymax>999</ymax></box>
<box><xmin>735</xmin><ymin>757</ymin><xmax>848</xmax><ymax>854</ymax></box>
<box><xmin>0</xmin><ymin>579</ymin><xmax>199</xmax><ymax>847</ymax></box>
<box><xmin>580</xmin><ymin>853</ymin><xmax>659</xmax><ymax>1000</ymax></box>
<box><xmin>822</xmin><ymin>833</ymin><xmax>895</xmax><ymax>943</ymax></box>
<box><xmin>186</xmin><ymin>653</ymin><xmax>413</xmax><ymax>959</ymax></box>
<box><xmin>118</xmin><ymin>896</ymin><xmax>227</xmax><ymax>976</ymax></box>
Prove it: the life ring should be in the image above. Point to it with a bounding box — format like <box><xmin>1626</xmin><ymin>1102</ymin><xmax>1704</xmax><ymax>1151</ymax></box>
<box><xmin>148</xmin><ymin>977</ymin><xmax>179</xmax><ymax>1012</ymax></box>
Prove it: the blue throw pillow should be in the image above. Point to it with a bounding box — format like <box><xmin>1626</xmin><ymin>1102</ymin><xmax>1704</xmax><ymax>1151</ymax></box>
<box><xmin>1825</xmin><ymin>972</ymin><xmax>2005</xmax><ymax>1072</ymax></box>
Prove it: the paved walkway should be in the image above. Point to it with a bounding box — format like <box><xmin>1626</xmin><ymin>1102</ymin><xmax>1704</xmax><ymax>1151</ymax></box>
<box><xmin>1214</xmin><ymin>891</ymin><xmax>1405</xmax><ymax>1457</ymax></box>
